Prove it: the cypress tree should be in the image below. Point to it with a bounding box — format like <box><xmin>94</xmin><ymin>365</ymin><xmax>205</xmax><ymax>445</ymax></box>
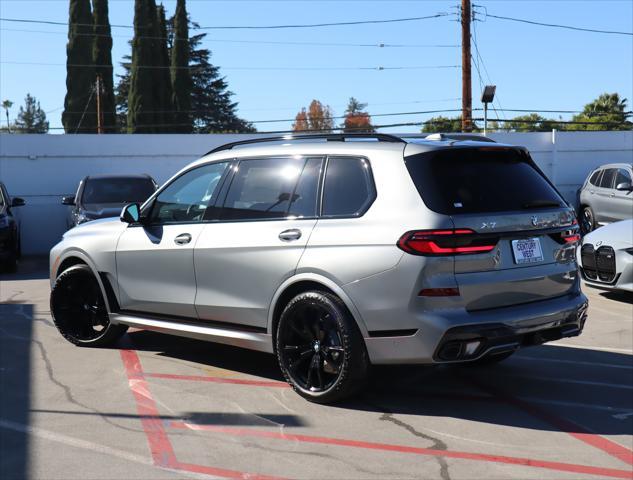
<box><xmin>155</xmin><ymin>5</ymin><xmax>174</xmax><ymax>132</ymax></box>
<box><xmin>128</xmin><ymin>0</ymin><xmax>158</xmax><ymax>133</ymax></box>
<box><xmin>62</xmin><ymin>0</ymin><xmax>96</xmax><ymax>133</ymax></box>
<box><xmin>170</xmin><ymin>0</ymin><xmax>192</xmax><ymax>133</ymax></box>
<box><xmin>92</xmin><ymin>0</ymin><xmax>116</xmax><ymax>132</ymax></box>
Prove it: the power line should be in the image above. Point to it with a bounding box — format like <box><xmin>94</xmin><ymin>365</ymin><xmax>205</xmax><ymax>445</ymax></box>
<box><xmin>483</xmin><ymin>12</ymin><xmax>633</xmax><ymax>36</ymax></box>
<box><xmin>0</xmin><ymin>13</ymin><xmax>450</xmax><ymax>31</ymax></box>
<box><xmin>0</xmin><ymin>27</ymin><xmax>459</xmax><ymax>49</ymax></box>
<box><xmin>0</xmin><ymin>60</ymin><xmax>460</xmax><ymax>71</ymax></box>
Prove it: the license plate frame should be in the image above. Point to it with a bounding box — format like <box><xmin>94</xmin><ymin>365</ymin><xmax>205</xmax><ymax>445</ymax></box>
<box><xmin>511</xmin><ymin>237</ymin><xmax>544</xmax><ymax>265</ymax></box>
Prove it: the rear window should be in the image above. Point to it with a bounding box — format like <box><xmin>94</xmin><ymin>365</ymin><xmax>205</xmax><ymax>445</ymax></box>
<box><xmin>599</xmin><ymin>169</ymin><xmax>616</xmax><ymax>189</ymax></box>
<box><xmin>405</xmin><ymin>148</ymin><xmax>564</xmax><ymax>215</ymax></box>
<box><xmin>322</xmin><ymin>156</ymin><xmax>375</xmax><ymax>217</ymax></box>
<box><xmin>82</xmin><ymin>177</ymin><xmax>156</xmax><ymax>204</ymax></box>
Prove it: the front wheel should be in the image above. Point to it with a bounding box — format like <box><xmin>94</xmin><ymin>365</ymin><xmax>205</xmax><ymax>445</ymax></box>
<box><xmin>580</xmin><ymin>206</ymin><xmax>595</xmax><ymax>235</ymax></box>
<box><xmin>50</xmin><ymin>264</ymin><xmax>128</xmax><ymax>347</ymax></box>
<box><xmin>276</xmin><ymin>291</ymin><xmax>369</xmax><ymax>404</ymax></box>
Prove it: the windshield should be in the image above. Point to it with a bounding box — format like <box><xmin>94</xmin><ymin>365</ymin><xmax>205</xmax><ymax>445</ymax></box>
<box><xmin>81</xmin><ymin>178</ymin><xmax>156</xmax><ymax>205</ymax></box>
<box><xmin>405</xmin><ymin>147</ymin><xmax>564</xmax><ymax>215</ymax></box>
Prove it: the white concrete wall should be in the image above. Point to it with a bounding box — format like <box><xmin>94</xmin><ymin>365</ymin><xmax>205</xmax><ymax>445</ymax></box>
<box><xmin>1</xmin><ymin>131</ymin><xmax>632</xmax><ymax>254</ymax></box>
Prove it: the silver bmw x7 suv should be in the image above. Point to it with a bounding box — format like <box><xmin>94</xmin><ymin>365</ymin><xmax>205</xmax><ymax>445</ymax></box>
<box><xmin>50</xmin><ymin>133</ymin><xmax>588</xmax><ymax>403</ymax></box>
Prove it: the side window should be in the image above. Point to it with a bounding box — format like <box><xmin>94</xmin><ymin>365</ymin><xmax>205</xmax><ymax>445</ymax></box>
<box><xmin>589</xmin><ymin>170</ymin><xmax>602</xmax><ymax>186</ymax></box>
<box><xmin>615</xmin><ymin>168</ymin><xmax>632</xmax><ymax>186</ymax></box>
<box><xmin>221</xmin><ymin>156</ymin><xmax>319</xmax><ymax>221</ymax></box>
<box><xmin>149</xmin><ymin>162</ymin><xmax>228</xmax><ymax>224</ymax></box>
<box><xmin>599</xmin><ymin>169</ymin><xmax>616</xmax><ymax>189</ymax></box>
<box><xmin>288</xmin><ymin>157</ymin><xmax>322</xmax><ymax>218</ymax></box>
<box><xmin>322</xmin><ymin>156</ymin><xmax>375</xmax><ymax>217</ymax></box>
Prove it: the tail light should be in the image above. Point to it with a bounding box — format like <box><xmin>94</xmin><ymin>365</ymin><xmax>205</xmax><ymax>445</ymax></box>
<box><xmin>397</xmin><ymin>229</ymin><xmax>498</xmax><ymax>256</ymax></box>
<box><xmin>551</xmin><ymin>227</ymin><xmax>581</xmax><ymax>244</ymax></box>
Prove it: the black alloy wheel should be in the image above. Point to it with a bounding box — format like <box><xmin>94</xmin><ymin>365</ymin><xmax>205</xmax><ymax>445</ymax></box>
<box><xmin>276</xmin><ymin>291</ymin><xmax>368</xmax><ymax>403</ymax></box>
<box><xmin>50</xmin><ymin>265</ymin><xmax>127</xmax><ymax>346</ymax></box>
<box><xmin>581</xmin><ymin>206</ymin><xmax>595</xmax><ymax>235</ymax></box>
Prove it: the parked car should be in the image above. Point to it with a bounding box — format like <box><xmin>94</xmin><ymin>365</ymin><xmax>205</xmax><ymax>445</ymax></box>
<box><xmin>578</xmin><ymin>163</ymin><xmax>633</xmax><ymax>234</ymax></box>
<box><xmin>49</xmin><ymin>134</ymin><xmax>588</xmax><ymax>403</ymax></box>
<box><xmin>0</xmin><ymin>182</ymin><xmax>25</xmax><ymax>272</ymax></box>
<box><xmin>62</xmin><ymin>174</ymin><xmax>158</xmax><ymax>229</ymax></box>
<box><xmin>578</xmin><ymin>219</ymin><xmax>633</xmax><ymax>293</ymax></box>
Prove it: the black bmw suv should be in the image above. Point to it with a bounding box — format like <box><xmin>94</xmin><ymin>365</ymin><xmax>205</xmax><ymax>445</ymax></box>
<box><xmin>0</xmin><ymin>182</ymin><xmax>25</xmax><ymax>272</ymax></box>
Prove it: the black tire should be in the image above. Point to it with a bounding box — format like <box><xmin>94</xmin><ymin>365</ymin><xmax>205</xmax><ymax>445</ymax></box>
<box><xmin>275</xmin><ymin>291</ymin><xmax>369</xmax><ymax>404</ymax></box>
<box><xmin>580</xmin><ymin>206</ymin><xmax>595</xmax><ymax>235</ymax></box>
<box><xmin>50</xmin><ymin>264</ymin><xmax>128</xmax><ymax>347</ymax></box>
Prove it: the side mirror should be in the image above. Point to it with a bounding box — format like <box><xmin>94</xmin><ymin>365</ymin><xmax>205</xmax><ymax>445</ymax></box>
<box><xmin>62</xmin><ymin>195</ymin><xmax>76</xmax><ymax>206</ymax></box>
<box><xmin>121</xmin><ymin>203</ymin><xmax>140</xmax><ymax>224</ymax></box>
<box><xmin>616</xmin><ymin>182</ymin><xmax>633</xmax><ymax>191</ymax></box>
<box><xmin>11</xmin><ymin>197</ymin><xmax>25</xmax><ymax>207</ymax></box>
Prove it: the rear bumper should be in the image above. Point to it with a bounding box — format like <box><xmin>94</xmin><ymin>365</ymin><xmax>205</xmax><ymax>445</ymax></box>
<box><xmin>365</xmin><ymin>291</ymin><xmax>588</xmax><ymax>364</ymax></box>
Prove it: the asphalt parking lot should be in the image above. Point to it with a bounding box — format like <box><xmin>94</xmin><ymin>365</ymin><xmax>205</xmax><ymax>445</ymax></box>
<box><xmin>1</xmin><ymin>257</ymin><xmax>632</xmax><ymax>480</ymax></box>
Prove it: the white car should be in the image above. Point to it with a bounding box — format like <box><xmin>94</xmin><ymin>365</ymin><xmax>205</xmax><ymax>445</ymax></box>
<box><xmin>578</xmin><ymin>219</ymin><xmax>633</xmax><ymax>292</ymax></box>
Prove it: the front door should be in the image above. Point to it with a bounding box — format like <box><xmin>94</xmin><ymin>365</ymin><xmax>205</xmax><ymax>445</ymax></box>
<box><xmin>116</xmin><ymin>161</ymin><xmax>230</xmax><ymax>318</ymax></box>
<box><xmin>194</xmin><ymin>156</ymin><xmax>322</xmax><ymax>329</ymax></box>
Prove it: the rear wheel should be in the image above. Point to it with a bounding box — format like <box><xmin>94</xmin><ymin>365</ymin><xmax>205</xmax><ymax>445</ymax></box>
<box><xmin>580</xmin><ymin>206</ymin><xmax>595</xmax><ymax>234</ymax></box>
<box><xmin>276</xmin><ymin>291</ymin><xmax>369</xmax><ymax>404</ymax></box>
<box><xmin>50</xmin><ymin>264</ymin><xmax>127</xmax><ymax>347</ymax></box>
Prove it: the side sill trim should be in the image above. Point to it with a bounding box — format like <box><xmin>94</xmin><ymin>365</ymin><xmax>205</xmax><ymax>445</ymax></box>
<box><xmin>110</xmin><ymin>313</ymin><xmax>274</xmax><ymax>354</ymax></box>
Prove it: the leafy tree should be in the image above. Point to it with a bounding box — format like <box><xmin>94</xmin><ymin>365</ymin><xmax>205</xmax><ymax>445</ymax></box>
<box><xmin>421</xmin><ymin>115</ymin><xmax>462</xmax><ymax>133</ymax></box>
<box><xmin>62</xmin><ymin>0</ymin><xmax>96</xmax><ymax>133</ymax></box>
<box><xmin>2</xmin><ymin>100</ymin><xmax>12</xmax><ymax>132</ymax></box>
<box><xmin>502</xmin><ymin>113</ymin><xmax>563</xmax><ymax>132</ymax></box>
<box><xmin>571</xmin><ymin>93</ymin><xmax>632</xmax><ymax>131</ymax></box>
<box><xmin>154</xmin><ymin>5</ymin><xmax>174</xmax><ymax>132</ymax></box>
<box><xmin>342</xmin><ymin>97</ymin><xmax>374</xmax><ymax>132</ymax></box>
<box><xmin>92</xmin><ymin>0</ymin><xmax>116</xmax><ymax>132</ymax></box>
<box><xmin>293</xmin><ymin>100</ymin><xmax>334</xmax><ymax>132</ymax></box>
<box><xmin>13</xmin><ymin>94</ymin><xmax>49</xmax><ymax>133</ymax></box>
<box><xmin>128</xmin><ymin>0</ymin><xmax>159</xmax><ymax>133</ymax></box>
<box><xmin>117</xmin><ymin>7</ymin><xmax>253</xmax><ymax>133</ymax></box>
<box><xmin>170</xmin><ymin>0</ymin><xmax>192</xmax><ymax>133</ymax></box>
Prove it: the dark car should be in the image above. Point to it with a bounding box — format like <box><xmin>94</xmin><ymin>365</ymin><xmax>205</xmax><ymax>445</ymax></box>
<box><xmin>0</xmin><ymin>182</ymin><xmax>26</xmax><ymax>272</ymax></box>
<box><xmin>62</xmin><ymin>174</ymin><xmax>158</xmax><ymax>229</ymax></box>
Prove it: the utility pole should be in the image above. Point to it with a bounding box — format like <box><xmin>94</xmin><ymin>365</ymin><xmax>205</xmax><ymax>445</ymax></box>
<box><xmin>461</xmin><ymin>0</ymin><xmax>472</xmax><ymax>132</ymax></box>
<box><xmin>96</xmin><ymin>75</ymin><xmax>104</xmax><ymax>134</ymax></box>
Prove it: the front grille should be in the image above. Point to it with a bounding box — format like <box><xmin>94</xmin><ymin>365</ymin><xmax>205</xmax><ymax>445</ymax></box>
<box><xmin>596</xmin><ymin>246</ymin><xmax>616</xmax><ymax>282</ymax></box>
<box><xmin>581</xmin><ymin>244</ymin><xmax>597</xmax><ymax>280</ymax></box>
<box><xmin>582</xmin><ymin>243</ymin><xmax>616</xmax><ymax>283</ymax></box>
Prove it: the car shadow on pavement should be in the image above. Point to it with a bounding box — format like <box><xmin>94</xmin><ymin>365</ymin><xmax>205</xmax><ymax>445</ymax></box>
<box><xmin>0</xmin><ymin>304</ymin><xmax>33</xmax><ymax>480</ymax></box>
<box><xmin>125</xmin><ymin>330</ymin><xmax>633</xmax><ymax>437</ymax></box>
<box><xmin>0</xmin><ymin>256</ymin><xmax>49</xmax><ymax>281</ymax></box>
<box><xmin>599</xmin><ymin>290</ymin><xmax>633</xmax><ymax>304</ymax></box>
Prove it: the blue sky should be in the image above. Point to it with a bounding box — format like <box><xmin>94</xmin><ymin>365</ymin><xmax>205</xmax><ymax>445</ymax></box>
<box><xmin>0</xmin><ymin>0</ymin><xmax>631</xmax><ymax>133</ymax></box>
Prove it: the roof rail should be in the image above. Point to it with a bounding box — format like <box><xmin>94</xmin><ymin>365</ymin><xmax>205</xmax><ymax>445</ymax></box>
<box><xmin>205</xmin><ymin>133</ymin><xmax>406</xmax><ymax>155</ymax></box>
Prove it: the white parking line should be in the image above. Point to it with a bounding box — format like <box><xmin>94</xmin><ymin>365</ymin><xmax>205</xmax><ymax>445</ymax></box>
<box><xmin>513</xmin><ymin>355</ymin><xmax>633</xmax><ymax>370</ymax></box>
<box><xmin>494</xmin><ymin>373</ymin><xmax>633</xmax><ymax>390</ymax></box>
<box><xmin>548</xmin><ymin>342</ymin><xmax>633</xmax><ymax>354</ymax></box>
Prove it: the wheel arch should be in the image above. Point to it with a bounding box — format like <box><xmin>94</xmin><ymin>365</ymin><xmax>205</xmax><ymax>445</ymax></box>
<box><xmin>53</xmin><ymin>250</ymin><xmax>117</xmax><ymax>314</ymax></box>
<box><xmin>268</xmin><ymin>273</ymin><xmax>369</xmax><ymax>339</ymax></box>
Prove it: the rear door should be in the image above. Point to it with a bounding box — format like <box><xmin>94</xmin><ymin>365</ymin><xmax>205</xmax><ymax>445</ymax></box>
<box><xmin>193</xmin><ymin>156</ymin><xmax>321</xmax><ymax>329</ymax></box>
<box><xmin>594</xmin><ymin>168</ymin><xmax>617</xmax><ymax>224</ymax></box>
<box><xmin>405</xmin><ymin>146</ymin><xmax>578</xmax><ymax>311</ymax></box>
<box><xmin>612</xmin><ymin>167</ymin><xmax>633</xmax><ymax>221</ymax></box>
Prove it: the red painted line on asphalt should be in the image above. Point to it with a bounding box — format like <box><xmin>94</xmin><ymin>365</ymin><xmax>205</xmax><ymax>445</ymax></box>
<box><xmin>120</xmin><ymin>349</ymin><xmax>178</xmax><ymax>468</ymax></box>
<box><xmin>120</xmin><ymin>350</ymin><xmax>287</xmax><ymax>479</ymax></box>
<box><xmin>170</xmin><ymin>422</ymin><xmax>633</xmax><ymax>479</ymax></box>
<box><xmin>465</xmin><ymin>376</ymin><xmax>633</xmax><ymax>467</ymax></box>
<box><xmin>142</xmin><ymin>372</ymin><xmax>290</xmax><ymax>388</ymax></box>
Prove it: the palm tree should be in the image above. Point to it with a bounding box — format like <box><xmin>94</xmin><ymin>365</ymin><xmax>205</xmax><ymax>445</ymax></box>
<box><xmin>2</xmin><ymin>100</ymin><xmax>13</xmax><ymax>132</ymax></box>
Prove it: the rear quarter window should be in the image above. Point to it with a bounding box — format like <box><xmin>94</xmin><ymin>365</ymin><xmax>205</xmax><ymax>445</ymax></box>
<box><xmin>321</xmin><ymin>156</ymin><xmax>375</xmax><ymax>217</ymax></box>
<box><xmin>404</xmin><ymin>147</ymin><xmax>564</xmax><ymax>215</ymax></box>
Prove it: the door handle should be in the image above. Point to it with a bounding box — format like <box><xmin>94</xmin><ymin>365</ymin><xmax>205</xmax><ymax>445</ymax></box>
<box><xmin>610</xmin><ymin>192</ymin><xmax>615</xmax><ymax>197</ymax></box>
<box><xmin>174</xmin><ymin>233</ymin><xmax>192</xmax><ymax>245</ymax></box>
<box><xmin>278</xmin><ymin>228</ymin><xmax>302</xmax><ymax>242</ymax></box>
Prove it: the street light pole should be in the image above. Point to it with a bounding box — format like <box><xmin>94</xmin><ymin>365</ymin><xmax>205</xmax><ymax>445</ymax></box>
<box><xmin>481</xmin><ymin>85</ymin><xmax>496</xmax><ymax>136</ymax></box>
